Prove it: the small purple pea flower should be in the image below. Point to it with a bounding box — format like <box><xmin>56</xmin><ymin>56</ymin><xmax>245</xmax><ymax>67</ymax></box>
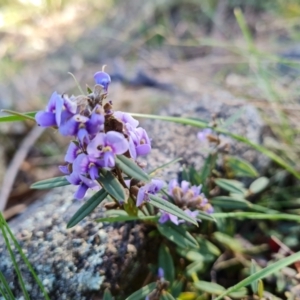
<box><xmin>87</xmin><ymin>131</ymin><xmax>129</xmax><ymax>168</ymax></box>
<box><xmin>136</xmin><ymin>179</ymin><xmax>164</xmax><ymax>207</ymax></box>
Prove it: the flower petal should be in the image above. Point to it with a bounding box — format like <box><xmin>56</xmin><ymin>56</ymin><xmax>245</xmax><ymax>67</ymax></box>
<box><xmin>35</xmin><ymin>111</ymin><xmax>56</xmax><ymax>127</ymax></box>
<box><xmin>105</xmin><ymin>131</ymin><xmax>129</xmax><ymax>155</ymax></box>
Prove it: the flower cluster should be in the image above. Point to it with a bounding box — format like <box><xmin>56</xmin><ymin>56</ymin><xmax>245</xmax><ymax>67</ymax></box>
<box><xmin>159</xmin><ymin>179</ymin><xmax>214</xmax><ymax>225</ymax></box>
<box><xmin>35</xmin><ymin>71</ymin><xmax>151</xmax><ymax>199</ymax></box>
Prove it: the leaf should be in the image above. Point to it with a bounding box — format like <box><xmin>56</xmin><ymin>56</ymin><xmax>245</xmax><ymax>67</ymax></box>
<box><xmin>214</xmin><ymin>251</ymin><xmax>300</xmax><ymax>300</ymax></box>
<box><xmin>213</xmin><ymin>232</ymin><xmax>244</xmax><ymax>253</ymax></box>
<box><xmin>98</xmin><ymin>169</ymin><xmax>126</xmax><ymax>202</ymax></box>
<box><xmin>31</xmin><ymin>176</ymin><xmax>70</xmax><ymax>189</ymax></box>
<box><xmin>103</xmin><ymin>289</ymin><xmax>114</xmax><ymax>300</ymax></box>
<box><xmin>116</xmin><ymin>155</ymin><xmax>150</xmax><ymax>182</ymax></box>
<box><xmin>67</xmin><ymin>189</ymin><xmax>108</xmax><ymax>228</ymax></box>
<box><xmin>159</xmin><ymin>244</ymin><xmax>175</xmax><ymax>283</ymax></box>
<box><xmin>158</xmin><ymin>223</ymin><xmax>199</xmax><ymax>249</ymax></box>
<box><xmin>196</xmin><ymin>210</ymin><xmax>216</xmax><ymax>222</ymax></box>
<box><xmin>214</xmin><ymin>179</ymin><xmax>246</xmax><ymax>195</ymax></box>
<box><xmin>177</xmin><ymin>249</ymin><xmax>204</xmax><ymax>262</ymax></box>
<box><xmin>250</xmin><ymin>260</ymin><xmax>258</xmax><ymax>294</ymax></box>
<box><xmin>194</xmin><ymin>281</ymin><xmax>225</xmax><ymax>294</ymax></box>
<box><xmin>249</xmin><ymin>177</ymin><xmax>269</xmax><ymax>194</ymax></box>
<box><xmin>149</xmin><ymin>158</ymin><xmax>182</xmax><ymax>176</ymax></box>
<box><xmin>149</xmin><ymin>194</ymin><xmax>199</xmax><ymax>225</ymax></box>
<box><xmin>185</xmin><ymin>261</ymin><xmax>204</xmax><ymax>276</ymax></box>
<box><xmin>212</xmin><ymin>212</ymin><xmax>300</xmax><ymax>222</ymax></box>
<box><xmin>170</xmin><ymin>280</ymin><xmax>184</xmax><ymax>298</ymax></box>
<box><xmin>226</xmin><ymin>156</ymin><xmax>258</xmax><ymax>178</ymax></box>
<box><xmin>0</xmin><ymin>110</ymin><xmax>36</xmax><ymax>122</ymax></box>
<box><xmin>194</xmin><ymin>281</ymin><xmax>247</xmax><ymax>298</ymax></box>
<box><xmin>211</xmin><ymin>196</ymin><xmax>252</xmax><ymax>209</ymax></box>
<box><xmin>160</xmin><ymin>291</ymin><xmax>176</xmax><ymax>300</ymax></box>
<box><xmin>125</xmin><ymin>282</ymin><xmax>157</xmax><ymax>300</ymax></box>
<box><xmin>129</xmin><ymin>113</ymin><xmax>300</xmax><ymax>180</ymax></box>
<box><xmin>197</xmin><ymin>236</ymin><xmax>221</xmax><ymax>257</ymax></box>
<box><xmin>96</xmin><ymin>211</ymin><xmax>158</xmax><ymax>223</ymax></box>
<box><xmin>199</xmin><ymin>153</ymin><xmax>218</xmax><ymax>187</ymax></box>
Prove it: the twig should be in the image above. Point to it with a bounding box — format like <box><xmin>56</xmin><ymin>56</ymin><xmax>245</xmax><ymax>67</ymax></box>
<box><xmin>0</xmin><ymin>126</ymin><xmax>44</xmax><ymax>212</ymax></box>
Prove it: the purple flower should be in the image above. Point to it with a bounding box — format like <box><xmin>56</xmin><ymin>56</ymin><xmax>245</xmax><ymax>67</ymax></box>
<box><xmin>94</xmin><ymin>71</ymin><xmax>111</xmax><ymax>91</ymax></box>
<box><xmin>87</xmin><ymin>131</ymin><xmax>129</xmax><ymax>168</ymax></box>
<box><xmin>72</xmin><ymin>153</ymin><xmax>103</xmax><ymax>180</ymax></box>
<box><xmin>197</xmin><ymin>128</ymin><xmax>212</xmax><ymax>142</ymax></box>
<box><xmin>136</xmin><ymin>179</ymin><xmax>164</xmax><ymax>206</ymax></box>
<box><xmin>35</xmin><ymin>92</ymin><xmax>77</xmax><ymax>127</ymax></box>
<box><xmin>159</xmin><ymin>211</ymin><xmax>180</xmax><ymax>225</ymax></box>
<box><xmin>114</xmin><ymin>111</ymin><xmax>139</xmax><ymax>128</ymax></box>
<box><xmin>66</xmin><ymin>172</ymin><xmax>99</xmax><ymax>200</ymax></box>
<box><xmin>65</xmin><ymin>141</ymin><xmax>82</xmax><ymax>163</ymax></box>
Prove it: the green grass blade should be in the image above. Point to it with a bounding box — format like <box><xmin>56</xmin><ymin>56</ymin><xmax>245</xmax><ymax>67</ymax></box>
<box><xmin>0</xmin><ymin>219</ymin><xmax>30</xmax><ymax>300</ymax></box>
<box><xmin>148</xmin><ymin>158</ymin><xmax>182</xmax><ymax>176</ymax></box>
<box><xmin>1</xmin><ymin>213</ymin><xmax>50</xmax><ymax>299</ymax></box>
<box><xmin>213</xmin><ymin>212</ymin><xmax>300</xmax><ymax>222</ymax></box>
<box><xmin>0</xmin><ymin>110</ymin><xmax>36</xmax><ymax>122</ymax></box>
<box><xmin>0</xmin><ymin>270</ymin><xmax>15</xmax><ymax>300</ymax></box>
<box><xmin>214</xmin><ymin>250</ymin><xmax>300</xmax><ymax>300</ymax></box>
<box><xmin>130</xmin><ymin>113</ymin><xmax>300</xmax><ymax>180</ymax></box>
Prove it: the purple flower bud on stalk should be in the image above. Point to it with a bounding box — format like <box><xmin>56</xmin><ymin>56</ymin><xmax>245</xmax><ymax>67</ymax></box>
<box><xmin>94</xmin><ymin>71</ymin><xmax>111</xmax><ymax>91</ymax></box>
<box><xmin>158</xmin><ymin>267</ymin><xmax>164</xmax><ymax>279</ymax></box>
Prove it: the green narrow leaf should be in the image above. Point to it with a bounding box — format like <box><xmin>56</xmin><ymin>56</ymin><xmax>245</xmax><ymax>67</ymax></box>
<box><xmin>250</xmin><ymin>260</ymin><xmax>258</xmax><ymax>294</ymax></box>
<box><xmin>159</xmin><ymin>244</ymin><xmax>175</xmax><ymax>283</ymax></box>
<box><xmin>194</xmin><ymin>281</ymin><xmax>247</xmax><ymax>298</ymax></box>
<box><xmin>213</xmin><ymin>232</ymin><xmax>244</xmax><ymax>253</ymax></box>
<box><xmin>226</xmin><ymin>156</ymin><xmax>258</xmax><ymax>178</ymax></box>
<box><xmin>129</xmin><ymin>113</ymin><xmax>300</xmax><ymax>180</ymax></box>
<box><xmin>115</xmin><ymin>155</ymin><xmax>150</xmax><ymax>182</ymax></box>
<box><xmin>103</xmin><ymin>288</ymin><xmax>114</xmax><ymax>300</ymax></box>
<box><xmin>149</xmin><ymin>158</ymin><xmax>182</xmax><ymax>176</ymax></box>
<box><xmin>98</xmin><ymin>169</ymin><xmax>126</xmax><ymax>202</ymax></box>
<box><xmin>214</xmin><ymin>251</ymin><xmax>300</xmax><ymax>300</ymax></box>
<box><xmin>0</xmin><ymin>224</ymin><xmax>30</xmax><ymax>300</ymax></box>
<box><xmin>67</xmin><ymin>189</ymin><xmax>108</xmax><ymax>228</ymax></box>
<box><xmin>31</xmin><ymin>176</ymin><xmax>70</xmax><ymax>189</ymax></box>
<box><xmin>97</xmin><ymin>214</ymin><xmax>158</xmax><ymax>223</ymax></box>
<box><xmin>211</xmin><ymin>196</ymin><xmax>252</xmax><ymax>209</ymax></box>
<box><xmin>214</xmin><ymin>179</ymin><xmax>246</xmax><ymax>195</ymax></box>
<box><xmin>0</xmin><ymin>270</ymin><xmax>15</xmax><ymax>300</ymax></box>
<box><xmin>158</xmin><ymin>223</ymin><xmax>199</xmax><ymax>249</ymax></box>
<box><xmin>160</xmin><ymin>291</ymin><xmax>176</xmax><ymax>300</ymax></box>
<box><xmin>170</xmin><ymin>280</ymin><xmax>184</xmax><ymax>298</ymax></box>
<box><xmin>249</xmin><ymin>177</ymin><xmax>269</xmax><ymax>194</ymax></box>
<box><xmin>149</xmin><ymin>194</ymin><xmax>200</xmax><ymax>226</ymax></box>
<box><xmin>0</xmin><ymin>110</ymin><xmax>36</xmax><ymax>122</ymax></box>
<box><xmin>125</xmin><ymin>282</ymin><xmax>157</xmax><ymax>300</ymax></box>
<box><xmin>212</xmin><ymin>212</ymin><xmax>300</xmax><ymax>222</ymax></box>
<box><xmin>199</xmin><ymin>153</ymin><xmax>217</xmax><ymax>188</ymax></box>
<box><xmin>185</xmin><ymin>261</ymin><xmax>204</xmax><ymax>276</ymax></box>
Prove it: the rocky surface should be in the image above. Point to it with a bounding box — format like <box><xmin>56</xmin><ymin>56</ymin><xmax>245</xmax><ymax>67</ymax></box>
<box><xmin>0</xmin><ymin>77</ymin><xmax>268</xmax><ymax>299</ymax></box>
